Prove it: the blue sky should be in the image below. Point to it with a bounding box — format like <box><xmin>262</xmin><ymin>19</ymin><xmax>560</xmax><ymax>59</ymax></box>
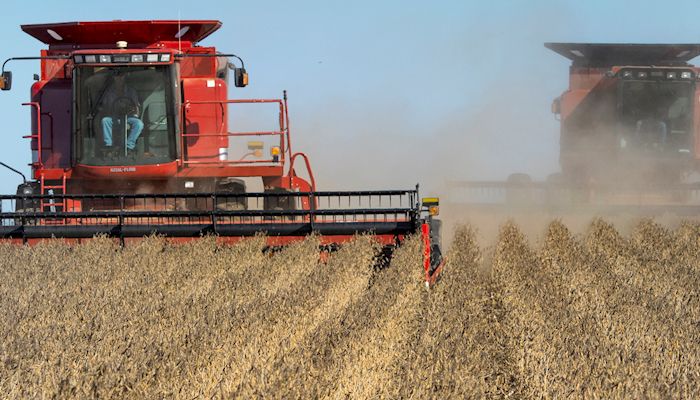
<box><xmin>2</xmin><ymin>0</ymin><xmax>700</xmax><ymax>195</ymax></box>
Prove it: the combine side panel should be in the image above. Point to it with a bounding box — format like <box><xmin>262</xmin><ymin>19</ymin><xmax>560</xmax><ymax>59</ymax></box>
<box><xmin>182</xmin><ymin>78</ymin><xmax>228</xmax><ymax>163</ymax></box>
<box><xmin>30</xmin><ymin>79</ymin><xmax>72</xmax><ymax>169</ymax></box>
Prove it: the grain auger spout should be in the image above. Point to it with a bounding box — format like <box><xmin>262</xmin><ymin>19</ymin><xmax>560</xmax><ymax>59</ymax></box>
<box><xmin>0</xmin><ymin>19</ymin><xmax>445</xmax><ymax>286</ymax></box>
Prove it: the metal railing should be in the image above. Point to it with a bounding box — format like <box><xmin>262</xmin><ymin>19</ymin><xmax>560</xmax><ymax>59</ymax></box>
<box><xmin>181</xmin><ymin>98</ymin><xmax>289</xmax><ymax>167</ymax></box>
<box><xmin>22</xmin><ymin>102</ymin><xmax>42</xmax><ymax>169</ymax></box>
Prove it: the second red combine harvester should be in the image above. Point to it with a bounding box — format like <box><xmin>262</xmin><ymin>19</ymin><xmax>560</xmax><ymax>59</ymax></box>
<box><xmin>0</xmin><ymin>20</ymin><xmax>444</xmax><ymax>287</ymax></box>
<box><xmin>450</xmin><ymin>43</ymin><xmax>700</xmax><ymax>215</ymax></box>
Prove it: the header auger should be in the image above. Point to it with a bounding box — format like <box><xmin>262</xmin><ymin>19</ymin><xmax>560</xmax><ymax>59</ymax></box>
<box><xmin>0</xmin><ymin>20</ymin><xmax>444</xmax><ymax>287</ymax></box>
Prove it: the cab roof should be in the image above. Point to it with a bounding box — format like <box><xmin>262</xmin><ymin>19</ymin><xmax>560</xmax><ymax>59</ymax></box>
<box><xmin>21</xmin><ymin>20</ymin><xmax>222</xmax><ymax>47</ymax></box>
<box><xmin>545</xmin><ymin>43</ymin><xmax>700</xmax><ymax>67</ymax></box>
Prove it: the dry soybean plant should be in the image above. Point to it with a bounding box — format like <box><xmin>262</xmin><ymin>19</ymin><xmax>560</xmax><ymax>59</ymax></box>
<box><xmin>1</xmin><ymin>220</ymin><xmax>700</xmax><ymax>399</ymax></box>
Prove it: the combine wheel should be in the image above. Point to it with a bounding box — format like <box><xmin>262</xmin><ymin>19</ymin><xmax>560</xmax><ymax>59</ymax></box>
<box><xmin>14</xmin><ymin>182</ymin><xmax>40</xmax><ymax>226</ymax></box>
<box><xmin>505</xmin><ymin>173</ymin><xmax>533</xmax><ymax>205</ymax></box>
<box><xmin>264</xmin><ymin>187</ymin><xmax>297</xmax><ymax>222</ymax></box>
<box><xmin>215</xmin><ymin>178</ymin><xmax>247</xmax><ymax>211</ymax></box>
<box><xmin>263</xmin><ymin>187</ymin><xmax>297</xmax><ymax>211</ymax></box>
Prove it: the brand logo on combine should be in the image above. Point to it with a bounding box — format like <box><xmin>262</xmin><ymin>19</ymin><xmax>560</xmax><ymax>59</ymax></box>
<box><xmin>109</xmin><ymin>167</ymin><xmax>137</xmax><ymax>173</ymax></box>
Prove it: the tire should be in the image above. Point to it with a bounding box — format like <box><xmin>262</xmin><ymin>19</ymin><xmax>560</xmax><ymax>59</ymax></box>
<box><xmin>14</xmin><ymin>182</ymin><xmax>41</xmax><ymax>226</ymax></box>
<box><xmin>263</xmin><ymin>187</ymin><xmax>297</xmax><ymax>211</ymax></box>
<box><xmin>263</xmin><ymin>187</ymin><xmax>297</xmax><ymax>222</ymax></box>
<box><xmin>215</xmin><ymin>178</ymin><xmax>247</xmax><ymax>211</ymax></box>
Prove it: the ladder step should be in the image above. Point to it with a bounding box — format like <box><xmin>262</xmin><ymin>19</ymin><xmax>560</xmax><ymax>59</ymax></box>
<box><xmin>40</xmin><ymin>173</ymin><xmax>68</xmax><ymax>210</ymax></box>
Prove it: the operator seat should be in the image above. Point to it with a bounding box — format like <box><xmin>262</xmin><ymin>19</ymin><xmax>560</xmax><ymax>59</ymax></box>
<box><xmin>132</xmin><ymin>71</ymin><xmax>168</xmax><ymax>155</ymax></box>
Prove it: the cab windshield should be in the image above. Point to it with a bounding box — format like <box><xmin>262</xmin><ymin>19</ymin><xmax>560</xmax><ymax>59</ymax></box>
<box><xmin>74</xmin><ymin>65</ymin><xmax>177</xmax><ymax>166</ymax></box>
<box><xmin>619</xmin><ymin>80</ymin><xmax>694</xmax><ymax>154</ymax></box>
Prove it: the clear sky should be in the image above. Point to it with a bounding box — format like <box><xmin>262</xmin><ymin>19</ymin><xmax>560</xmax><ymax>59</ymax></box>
<box><xmin>2</xmin><ymin>0</ymin><xmax>700</xmax><ymax>195</ymax></box>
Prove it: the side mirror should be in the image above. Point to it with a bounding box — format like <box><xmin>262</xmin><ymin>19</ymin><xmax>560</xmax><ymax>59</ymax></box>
<box><xmin>0</xmin><ymin>71</ymin><xmax>12</xmax><ymax>91</ymax></box>
<box><xmin>234</xmin><ymin>68</ymin><xmax>248</xmax><ymax>87</ymax></box>
<box><xmin>551</xmin><ymin>97</ymin><xmax>561</xmax><ymax>115</ymax></box>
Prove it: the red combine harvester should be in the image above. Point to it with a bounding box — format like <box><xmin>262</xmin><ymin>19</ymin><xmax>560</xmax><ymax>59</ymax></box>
<box><xmin>449</xmin><ymin>43</ymin><xmax>700</xmax><ymax>215</ymax></box>
<box><xmin>0</xmin><ymin>20</ymin><xmax>444</xmax><ymax>286</ymax></box>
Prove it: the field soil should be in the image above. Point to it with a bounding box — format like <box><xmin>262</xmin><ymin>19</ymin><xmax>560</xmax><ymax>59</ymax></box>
<box><xmin>1</xmin><ymin>219</ymin><xmax>700</xmax><ymax>398</ymax></box>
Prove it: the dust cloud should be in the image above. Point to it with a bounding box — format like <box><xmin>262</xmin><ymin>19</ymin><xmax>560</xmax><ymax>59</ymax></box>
<box><xmin>281</xmin><ymin>5</ymin><xmax>574</xmax><ymax>240</ymax></box>
<box><xmin>277</xmin><ymin>4</ymin><xmax>700</xmax><ymax>244</ymax></box>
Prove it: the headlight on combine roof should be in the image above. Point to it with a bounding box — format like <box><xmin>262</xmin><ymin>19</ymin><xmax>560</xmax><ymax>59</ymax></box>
<box><xmin>622</xmin><ymin>71</ymin><xmax>633</xmax><ymax>79</ymax></box>
<box><xmin>667</xmin><ymin>71</ymin><xmax>677</xmax><ymax>80</ymax></box>
<box><xmin>99</xmin><ymin>55</ymin><xmax>111</xmax><ymax>63</ymax></box>
<box><xmin>681</xmin><ymin>71</ymin><xmax>693</xmax><ymax>79</ymax></box>
<box><xmin>160</xmin><ymin>54</ymin><xmax>171</xmax><ymax>62</ymax></box>
<box><xmin>131</xmin><ymin>54</ymin><xmax>144</xmax><ymax>63</ymax></box>
<box><xmin>146</xmin><ymin>53</ymin><xmax>159</xmax><ymax>62</ymax></box>
<box><xmin>638</xmin><ymin>71</ymin><xmax>648</xmax><ymax>79</ymax></box>
<box><xmin>74</xmin><ymin>55</ymin><xmax>84</xmax><ymax>64</ymax></box>
<box><xmin>84</xmin><ymin>55</ymin><xmax>97</xmax><ymax>63</ymax></box>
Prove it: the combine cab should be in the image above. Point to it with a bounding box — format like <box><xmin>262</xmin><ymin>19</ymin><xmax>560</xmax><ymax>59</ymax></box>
<box><xmin>0</xmin><ymin>20</ymin><xmax>444</xmax><ymax>286</ymax></box>
<box><xmin>450</xmin><ymin>43</ymin><xmax>700</xmax><ymax>216</ymax></box>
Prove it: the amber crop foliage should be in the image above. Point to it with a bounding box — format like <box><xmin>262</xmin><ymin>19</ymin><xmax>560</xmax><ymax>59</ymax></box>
<box><xmin>1</xmin><ymin>219</ymin><xmax>700</xmax><ymax>398</ymax></box>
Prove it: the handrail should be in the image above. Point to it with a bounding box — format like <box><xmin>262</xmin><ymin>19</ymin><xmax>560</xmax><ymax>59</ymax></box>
<box><xmin>187</xmin><ymin>99</ymin><xmax>284</xmax><ymax>104</ymax></box>
<box><xmin>21</xmin><ymin>102</ymin><xmax>42</xmax><ymax>169</ymax></box>
<box><xmin>181</xmin><ymin>98</ymin><xmax>287</xmax><ymax>167</ymax></box>
<box><xmin>181</xmin><ymin>130</ymin><xmax>284</xmax><ymax>138</ymax></box>
<box><xmin>288</xmin><ymin>152</ymin><xmax>317</xmax><ymax>192</ymax></box>
<box><xmin>184</xmin><ymin>159</ymin><xmax>280</xmax><ymax>165</ymax></box>
<box><xmin>283</xmin><ymin>90</ymin><xmax>292</xmax><ymax>159</ymax></box>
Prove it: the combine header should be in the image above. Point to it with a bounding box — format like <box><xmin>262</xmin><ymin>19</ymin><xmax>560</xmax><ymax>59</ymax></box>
<box><xmin>450</xmin><ymin>43</ymin><xmax>700</xmax><ymax>216</ymax></box>
<box><xmin>0</xmin><ymin>20</ymin><xmax>444</xmax><ymax>286</ymax></box>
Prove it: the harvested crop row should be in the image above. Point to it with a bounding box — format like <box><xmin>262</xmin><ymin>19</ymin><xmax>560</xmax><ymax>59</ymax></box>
<box><xmin>250</xmin><ymin>239</ymin><xmax>417</xmax><ymax>398</ymax></box>
<box><xmin>397</xmin><ymin>225</ymin><xmax>522</xmax><ymax>399</ymax></box>
<box><xmin>580</xmin><ymin>220</ymin><xmax>700</xmax><ymax>397</ymax></box>
<box><xmin>488</xmin><ymin>219</ymin><xmax>700</xmax><ymax>398</ymax></box>
<box><xmin>490</xmin><ymin>221</ymin><xmax>561</xmax><ymax>398</ymax></box>
<box><xmin>223</xmin><ymin>235</ymin><xmax>379</xmax><ymax>398</ymax></box>
<box><xmin>328</xmin><ymin>235</ymin><xmax>424</xmax><ymax>399</ymax></box>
